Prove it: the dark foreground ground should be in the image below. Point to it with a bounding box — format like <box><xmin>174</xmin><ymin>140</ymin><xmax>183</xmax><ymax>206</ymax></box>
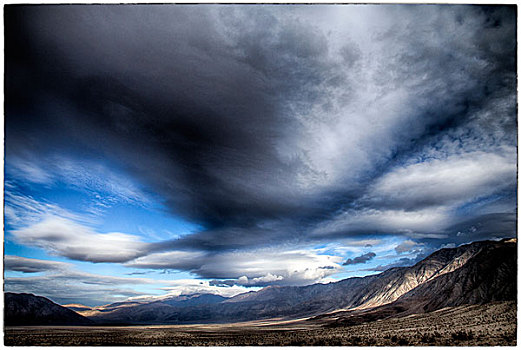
<box><xmin>5</xmin><ymin>301</ymin><xmax>516</xmax><ymax>346</ymax></box>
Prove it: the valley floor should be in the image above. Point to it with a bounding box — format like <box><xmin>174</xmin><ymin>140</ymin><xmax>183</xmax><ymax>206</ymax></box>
<box><xmin>4</xmin><ymin>301</ymin><xmax>516</xmax><ymax>346</ymax></box>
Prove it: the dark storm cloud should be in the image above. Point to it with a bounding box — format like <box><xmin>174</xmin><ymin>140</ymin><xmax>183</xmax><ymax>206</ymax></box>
<box><xmin>4</xmin><ymin>255</ymin><xmax>71</xmax><ymax>273</ymax></box>
<box><xmin>442</xmin><ymin>212</ymin><xmax>516</xmax><ymax>244</ymax></box>
<box><xmin>5</xmin><ymin>5</ymin><xmax>336</xmax><ymax>229</ymax></box>
<box><xmin>343</xmin><ymin>252</ymin><xmax>376</xmax><ymax>265</ymax></box>
<box><xmin>209</xmin><ymin>279</ymin><xmax>236</xmax><ymax>287</ymax></box>
<box><xmin>5</xmin><ymin>5</ymin><xmax>517</xmax><ymax>257</ymax></box>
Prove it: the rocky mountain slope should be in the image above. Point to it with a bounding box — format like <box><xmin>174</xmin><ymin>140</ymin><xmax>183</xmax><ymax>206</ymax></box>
<box><xmin>4</xmin><ymin>293</ymin><xmax>94</xmax><ymax>326</ymax></box>
<box><xmin>396</xmin><ymin>238</ymin><xmax>516</xmax><ymax>312</ymax></box>
<box><xmin>315</xmin><ymin>238</ymin><xmax>517</xmax><ymax>326</ymax></box>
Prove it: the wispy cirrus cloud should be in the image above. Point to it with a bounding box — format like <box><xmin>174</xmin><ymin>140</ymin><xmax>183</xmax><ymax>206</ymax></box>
<box><xmin>7</xmin><ymin>155</ymin><xmax>151</xmax><ymax>211</ymax></box>
<box><xmin>4</xmin><ymin>191</ymin><xmax>90</xmax><ymax>228</ymax></box>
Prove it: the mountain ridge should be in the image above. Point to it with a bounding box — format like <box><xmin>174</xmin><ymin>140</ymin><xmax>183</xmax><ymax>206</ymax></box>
<box><xmin>5</xmin><ymin>238</ymin><xmax>516</xmax><ymax>325</ymax></box>
<box><xmin>315</xmin><ymin>238</ymin><xmax>516</xmax><ymax>327</ymax></box>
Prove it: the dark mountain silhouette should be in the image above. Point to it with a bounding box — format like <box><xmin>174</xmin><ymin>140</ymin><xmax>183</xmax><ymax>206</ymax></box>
<box><xmin>4</xmin><ymin>293</ymin><xmax>94</xmax><ymax>326</ymax></box>
<box><xmin>5</xmin><ymin>238</ymin><xmax>516</xmax><ymax>326</ymax></box>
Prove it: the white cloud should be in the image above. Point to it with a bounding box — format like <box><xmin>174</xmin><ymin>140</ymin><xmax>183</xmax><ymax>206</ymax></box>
<box><xmin>11</xmin><ymin>216</ymin><xmax>150</xmax><ymax>263</ymax></box>
<box><xmin>312</xmin><ymin>206</ymin><xmax>452</xmax><ymax>237</ymax></box>
<box><xmin>126</xmin><ymin>247</ymin><xmax>344</xmax><ymax>287</ymax></box>
<box><xmin>369</xmin><ymin>151</ymin><xmax>516</xmax><ymax>208</ymax></box>
<box><xmin>310</xmin><ymin>149</ymin><xmax>515</xmax><ymax>239</ymax></box>
<box><xmin>154</xmin><ymin>279</ymin><xmax>251</xmax><ymax>299</ymax></box>
<box><xmin>237</xmin><ymin>273</ymin><xmax>284</xmax><ymax>285</ymax></box>
<box><xmin>5</xmin><ymin>191</ymin><xmax>155</xmax><ymax>264</ymax></box>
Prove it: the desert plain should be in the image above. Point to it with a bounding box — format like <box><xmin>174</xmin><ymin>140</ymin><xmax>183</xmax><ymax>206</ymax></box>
<box><xmin>5</xmin><ymin>301</ymin><xmax>516</xmax><ymax>346</ymax></box>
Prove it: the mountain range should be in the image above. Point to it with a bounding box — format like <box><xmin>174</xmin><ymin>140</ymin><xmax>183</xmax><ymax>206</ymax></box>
<box><xmin>4</xmin><ymin>238</ymin><xmax>516</xmax><ymax>326</ymax></box>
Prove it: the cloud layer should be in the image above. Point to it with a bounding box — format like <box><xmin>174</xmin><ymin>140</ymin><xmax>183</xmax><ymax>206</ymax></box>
<box><xmin>4</xmin><ymin>5</ymin><xmax>517</xmax><ymax>297</ymax></box>
<box><xmin>4</xmin><ymin>255</ymin><xmax>71</xmax><ymax>273</ymax></box>
<box><xmin>126</xmin><ymin>248</ymin><xmax>343</xmax><ymax>286</ymax></box>
<box><xmin>4</xmin><ymin>256</ymin><xmax>250</xmax><ymax>306</ymax></box>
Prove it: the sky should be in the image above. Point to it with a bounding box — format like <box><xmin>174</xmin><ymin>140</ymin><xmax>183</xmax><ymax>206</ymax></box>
<box><xmin>4</xmin><ymin>4</ymin><xmax>517</xmax><ymax>307</ymax></box>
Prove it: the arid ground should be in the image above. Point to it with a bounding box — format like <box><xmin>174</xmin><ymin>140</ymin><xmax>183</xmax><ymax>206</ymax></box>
<box><xmin>5</xmin><ymin>301</ymin><xmax>516</xmax><ymax>346</ymax></box>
